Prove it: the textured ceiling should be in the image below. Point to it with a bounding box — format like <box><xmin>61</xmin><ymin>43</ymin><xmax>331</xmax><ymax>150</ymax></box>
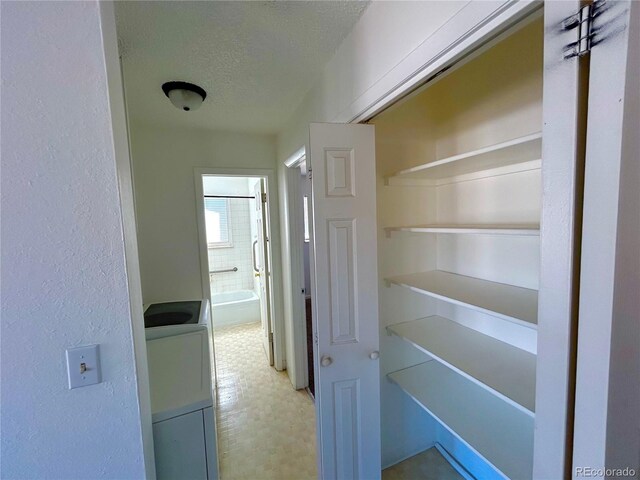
<box><xmin>115</xmin><ymin>1</ymin><xmax>369</xmax><ymax>134</ymax></box>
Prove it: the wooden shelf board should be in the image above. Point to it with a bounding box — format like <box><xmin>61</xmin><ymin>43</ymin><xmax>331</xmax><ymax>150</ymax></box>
<box><xmin>388</xmin><ymin>361</ymin><xmax>534</xmax><ymax>480</ymax></box>
<box><xmin>386</xmin><ymin>270</ymin><xmax>538</xmax><ymax>328</ymax></box>
<box><xmin>386</xmin><ymin>132</ymin><xmax>542</xmax><ymax>184</ymax></box>
<box><xmin>387</xmin><ymin>316</ymin><xmax>536</xmax><ymax>414</ymax></box>
<box><xmin>384</xmin><ymin>223</ymin><xmax>540</xmax><ymax>236</ymax></box>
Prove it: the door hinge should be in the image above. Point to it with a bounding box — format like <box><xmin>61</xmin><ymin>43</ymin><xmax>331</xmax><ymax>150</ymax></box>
<box><xmin>307</xmin><ymin>169</ymin><xmax>312</xmax><ymax>180</ymax></box>
<box><xmin>562</xmin><ymin>0</ymin><xmax>605</xmax><ymax>58</ymax></box>
<box><xmin>269</xmin><ymin>332</ymin><xmax>273</xmax><ymax>342</ymax></box>
<box><xmin>314</xmin><ymin>332</ymin><xmax>318</xmax><ymax>345</ymax></box>
<box><xmin>261</xmin><ymin>193</ymin><xmax>267</xmax><ymax>203</ymax></box>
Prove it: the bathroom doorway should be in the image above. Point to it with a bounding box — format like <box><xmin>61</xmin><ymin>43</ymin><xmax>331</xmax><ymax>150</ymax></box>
<box><xmin>283</xmin><ymin>149</ymin><xmax>317</xmax><ymax>396</ymax></box>
<box><xmin>198</xmin><ymin>174</ymin><xmax>274</xmax><ymax>365</ymax></box>
<box><xmin>195</xmin><ymin>170</ymin><xmax>317</xmax><ymax>478</ymax></box>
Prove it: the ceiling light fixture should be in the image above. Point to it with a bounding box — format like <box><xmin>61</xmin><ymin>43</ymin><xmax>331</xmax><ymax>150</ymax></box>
<box><xmin>161</xmin><ymin>81</ymin><xmax>207</xmax><ymax>112</ymax></box>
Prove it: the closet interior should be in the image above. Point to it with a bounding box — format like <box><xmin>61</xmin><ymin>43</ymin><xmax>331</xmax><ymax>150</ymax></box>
<box><xmin>373</xmin><ymin>15</ymin><xmax>543</xmax><ymax>480</ymax></box>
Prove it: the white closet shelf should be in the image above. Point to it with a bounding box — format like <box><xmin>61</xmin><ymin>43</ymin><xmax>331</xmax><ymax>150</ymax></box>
<box><xmin>385</xmin><ymin>270</ymin><xmax>538</xmax><ymax>328</ymax></box>
<box><xmin>388</xmin><ymin>361</ymin><xmax>534</xmax><ymax>480</ymax></box>
<box><xmin>384</xmin><ymin>223</ymin><xmax>540</xmax><ymax>236</ymax></box>
<box><xmin>387</xmin><ymin>316</ymin><xmax>536</xmax><ymax>414</ymax></box>
<box><xmin>385</xmin><ymin>132</ymin><xmax>542</xmax><ymax>186</ymax></box>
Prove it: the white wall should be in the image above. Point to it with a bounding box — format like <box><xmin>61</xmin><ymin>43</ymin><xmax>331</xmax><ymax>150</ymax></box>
<box><xmin>1</xmin><ymin>2</ymin><xmax>147</xmax><ymax>478</ymax></box>
<box><xmin>129</xmin><ymin>123</ymin><xmax>277</xmax><ymax>304</ymax></box>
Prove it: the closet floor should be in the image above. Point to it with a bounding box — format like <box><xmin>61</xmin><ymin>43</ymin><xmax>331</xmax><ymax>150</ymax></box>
<box><xmin>382</xmin><ymin>447</ymin><xmax>465</xmax><ymax>480</ymax></box>
<box><xmin>214</xmin><ymin>322</ymin><xmax>316</xmax><ymax>479</ymax></box>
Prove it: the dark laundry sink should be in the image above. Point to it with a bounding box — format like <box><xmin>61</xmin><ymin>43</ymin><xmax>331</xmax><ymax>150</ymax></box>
<box><xmin>144</xmin><ymin>301</ymin><xmax>202</xmax><ymax>328</ymax></box>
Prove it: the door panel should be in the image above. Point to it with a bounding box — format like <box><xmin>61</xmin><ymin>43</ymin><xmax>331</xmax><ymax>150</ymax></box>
<box><xmin>152</xmin><ymin>410</ymin><xmax>207</xmax><ymax>480</ymax></box>
<box><xmin>573</xmin><ymin>0</ymin><xmax>638</xmax><ymax>472</ymax></box>
<box><xmin>328</xmin><ymin>219</ymin><xmax>357</xmax><ymax>344</ymax></box>
<box><xmin>254</xmin><ymin>179</ymin><xmax>273</xmax><ymax>365</ymax></box>
<box><xmin>309</xmin><ymin>123</ymin><xmax>380</xmax><ymax>480</ymax></box>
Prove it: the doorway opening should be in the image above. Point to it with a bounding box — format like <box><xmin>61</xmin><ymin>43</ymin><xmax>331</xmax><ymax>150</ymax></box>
<box><xmin>284</xmin><ymin>150</ymin><xmax>317</xmax><ymax>398</ymax></box>
<box><xmin>196</xmin><ymin>172</ymin><xmax>317</xmax><ymax>478</ymax></box>
<box><xmin>201</xmin><ymin>175</ymin><xmax>274</xmax><ymax>364</ymax></box>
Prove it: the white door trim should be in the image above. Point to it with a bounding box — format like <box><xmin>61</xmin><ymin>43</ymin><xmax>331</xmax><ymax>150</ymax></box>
<box><xmin>533</xmin><ymin>2</ymin><xmax>588</xmax><ymax>478</ymax></box>
<box><xmin>99</xmin><ymin>3</ymin><xmax>156</xmax><ymax>477</ymax></box>
<box><xmin>193</xmin><ymin>167</ymin><xmax>285</xmax><ymax>371</ymax></box>
<box><xmin>284</xmin><ymin>146</ymin><xmax>306</xmax><ymax>168</ymax></box>
<box><xmin>282</xmin><ymin>149</ymin><xmax>309</xmax><ymax>389</ymax></box>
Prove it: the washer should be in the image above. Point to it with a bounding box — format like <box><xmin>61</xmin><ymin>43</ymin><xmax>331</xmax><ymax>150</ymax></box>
<box><xmin>145</xmin><ymin>300</ymin><xmax>219</xmax><ymax>480</ymax></box>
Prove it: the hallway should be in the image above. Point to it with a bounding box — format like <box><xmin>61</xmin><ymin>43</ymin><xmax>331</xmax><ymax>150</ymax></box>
<box><xmin>214</xmin><ymin>322</ymin><xmax>316</xmax><ymax>479</ymax></box>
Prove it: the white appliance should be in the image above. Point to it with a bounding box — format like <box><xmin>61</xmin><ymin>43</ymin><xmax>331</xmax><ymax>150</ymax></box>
<box><xmin>145</xmin><ymin>300</ymin><xmax>219</xmax><ymax>480</ymax></box>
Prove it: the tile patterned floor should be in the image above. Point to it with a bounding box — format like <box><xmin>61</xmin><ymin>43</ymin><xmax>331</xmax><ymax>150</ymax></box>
<box><xmin>214</xmin><ymin>322</ymin><xmax>317</xmax><ymax>480</ymax></box>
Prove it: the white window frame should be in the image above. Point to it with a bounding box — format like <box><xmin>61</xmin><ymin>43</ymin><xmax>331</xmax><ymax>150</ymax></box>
<box><xmin>204</xmin><ymin>197</ymin><xmax>233</xmax><ymax>249</ymax></box>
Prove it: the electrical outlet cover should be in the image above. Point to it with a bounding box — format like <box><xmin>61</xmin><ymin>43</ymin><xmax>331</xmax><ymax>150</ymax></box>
<box><xmin>66</xmin><ymin>344</ymin><xmax>101</xmax><ymax>389</ymax></box>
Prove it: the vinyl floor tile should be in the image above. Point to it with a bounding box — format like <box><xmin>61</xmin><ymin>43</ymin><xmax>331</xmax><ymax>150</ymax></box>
<box><xmin>214</xmin><ymin>322</ymin><xmax>317</xmax><ymax>480</ymax></box>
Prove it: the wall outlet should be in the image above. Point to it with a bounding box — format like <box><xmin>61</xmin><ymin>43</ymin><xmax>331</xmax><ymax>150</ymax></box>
<box><xmin>66</xmin><ymin>344</ymin><xmax>101</xmax><ymax>389</ymax></box>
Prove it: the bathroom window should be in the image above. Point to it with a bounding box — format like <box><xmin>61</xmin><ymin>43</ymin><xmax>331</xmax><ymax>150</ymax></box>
<box><xmin>205</xmin><ymin>198</ymin><xmax>232</xmax><ymax>248</ymax></box>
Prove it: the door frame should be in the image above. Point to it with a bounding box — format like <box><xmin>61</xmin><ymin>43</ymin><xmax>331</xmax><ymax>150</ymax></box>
<box><xmin>193</xmin><ymin>167</ymin><xmax>285</xmax><ymax>371</ymax></box>
<box><xmin>282</xmin><ymin>147</ymin><xmax>310</xmax><ymax>389</ymax></box>
<box><xmin>100</xmin><ymin>3</ymin><xmax>156</xmax><ymax>477</ymax></box>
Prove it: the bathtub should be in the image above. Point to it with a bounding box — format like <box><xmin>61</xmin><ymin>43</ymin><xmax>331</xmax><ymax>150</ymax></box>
<box><xmin>210</xmin><ymin>289</ymin><xmax>261</xmax><ymax>329</ymax></box>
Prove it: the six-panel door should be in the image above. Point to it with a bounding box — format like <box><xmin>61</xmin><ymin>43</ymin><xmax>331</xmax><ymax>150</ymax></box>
<box><xmin>309</xmin><ymin>123</ymin><xmax>381</xmax><ymax>480</ymax></box>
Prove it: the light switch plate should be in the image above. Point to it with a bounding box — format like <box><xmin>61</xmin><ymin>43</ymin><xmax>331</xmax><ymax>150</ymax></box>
<box><xmin>66</xmin><ymin>344</ymin><xmax>101</xmax><ymax>389</ymax></box>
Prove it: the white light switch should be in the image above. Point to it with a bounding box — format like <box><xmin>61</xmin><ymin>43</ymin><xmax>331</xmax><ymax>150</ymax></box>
<box><xmin>66</xmin><ymin>344</ymin><xmax>101</xmax><ymax>389</ymax></box>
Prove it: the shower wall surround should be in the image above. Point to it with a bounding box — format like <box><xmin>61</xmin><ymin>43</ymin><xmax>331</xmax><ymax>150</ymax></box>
<box><xmin>208</xmin><ymin>198</ymin><xmax>254</xmax><ymax>293</ymax></box>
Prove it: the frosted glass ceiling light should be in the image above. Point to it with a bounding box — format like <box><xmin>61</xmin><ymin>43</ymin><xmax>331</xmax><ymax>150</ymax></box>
<box><xmin>162</xmin><ymin>81</ymin><xmax>207</xmax><ymax>112</ymax></box>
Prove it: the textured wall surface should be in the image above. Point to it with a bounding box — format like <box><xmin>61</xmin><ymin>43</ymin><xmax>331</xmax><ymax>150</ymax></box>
<box><xmin>1</xmin><ymin>2</ymin><xmax>146</xmax><ymax>478</ymax></box>
<box><xmin>129</xmin><ymin>123</ymin><xmax>277</xmax><ymax>305</ymax></box>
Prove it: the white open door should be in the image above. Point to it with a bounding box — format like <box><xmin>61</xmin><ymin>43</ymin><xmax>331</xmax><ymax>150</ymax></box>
<box><xmin>254</xmin><ymin>179</ymin><xmax>274</xmax><ymax>366</ymax></box>
<box><xmin>309</xmin><ymin>123</ymin><xmax>381</xmax><ymax>479</ymax></box>
<box><xmin>572</xmin><ymin>0</ymin><xmax>639</xmax><ymax>472</ymax></box>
